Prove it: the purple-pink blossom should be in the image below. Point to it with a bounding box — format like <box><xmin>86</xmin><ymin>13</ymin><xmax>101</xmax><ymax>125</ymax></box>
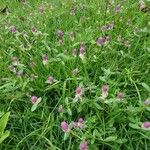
<box><xmin>79</xmin><ymin>43</ymin><xmax>85</xmax><ymax>59</ymax></box>
<box><xmin>80</xmin><ymin>141</ymin><xmax>88</xmax><ymax>150</ymax></box>
<box><xmin>11</xmin><ymin>26</ymin><xmax>17</xmax><ymax>33</ymax></box>
<box><xmin>31</xmin><ymin>96</ymin><xmax>38</xmax><ymax>104</ymax></box>
<box><xmin>31</xmin><ymin>27</ymin><xmax>37</xmax><ymax>33</ymax></box>
<box><xmin>61</xmin><ymin>121</ymin><xmax>69</xmax><ymax>132</ymax></box>
<box><xmin>57</xmin><ymin>30</ymin><xmax>63</xmax><ymax>38</ymax></box>
<box><xmin>97</xmin><ymin>37</ymin><xmax>103</xmax><ymax>46</ymax></box>
<box><xmin>75</xmin><ymin>87</ymin><xmax>83</xmax><ymax>97</ymax></box>
<box><xmin>45</xmin><ymin>76</ymin><xmax>54</xmax><ymax>84</ymax></box>
<box><xmin>101</xmin><ymin>84</ymin><xmax>109</xmax><ymax>98</ymax></box>
<box><xmin>105</xmin><ymin>36</ymin><xmax>110</xmax><ymax>44</ymax></box>
<box><xmin>117</xmin><ymin>92</ymin><xmax>124</xmax><ymax>100</ymax></box>
<box><xmin>142</xmin><ymin>122</ymin><xmax>150</xmax><ymax>129</ymax></box>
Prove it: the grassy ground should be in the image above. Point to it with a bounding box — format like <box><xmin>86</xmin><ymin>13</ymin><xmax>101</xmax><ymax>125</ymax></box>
<box><xmin>0</xmin><ymin>0</ymin><xmax>150</xmax><ymax>149</ymax></box>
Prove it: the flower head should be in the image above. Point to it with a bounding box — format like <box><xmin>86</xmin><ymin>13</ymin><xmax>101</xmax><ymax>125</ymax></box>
<box><xmin>79</xmin><ymin>43</ymin><xmax>85</xmax><ymax>59</ymax></box>
<box><xmin>117</xmin><ymin>92</ymin><xmax>124</xmax><ymax>101</ymax></box>
<box><xmin>105</xmin><ymin>36</ymin><xmax>110</xmax><ymax>44</ymax></box>
<box><xmin>31</xmin><ymin>27</ymin><xmax>37</xmax><ymax>33</ymax></box>
<box><xmin>73</xmin><ymin>86</ymin><xmax>83</xmax><ymax>102</ymax></box>
<box><xmin>80</xmin><ymin>141</ymin><xmax>88</xmax><ymax>150</ymax></box>
<box><xmin>115</xmin><ymin>4</ymin><xmax>122</xmax><ymax>13</ymax></box>
<box><xmin>97</xmin><ymin>37</ymin><xmax>103</xmax><ymax>46</ymax></box>
<box><xmin>42</xmin><ymin>55</ymin><xmax>48</xmax><ymax>65</ymax></box>
<box><xmin>61</xmin><ymin>121</ymin><xmax>69</xmax><ymax>132</ymax></box>
<box><xmin>144</xmin><ymin>99</ymin><xmax>150</xmax><ymax>106</ymax></box>
<box><xmin>57</xmin><ymin>30</ymin><xmax>63</xmax><ymax>38</ymax></box>
<box><xmin>31</xmin><ymin>96</ymin><xmax>38</xmax><ymax>104</ymax></box>
<box><xmin>101</xmin><ymin>84</ymin><xmax>109</xmax><ymax>98</ymax></box>
<box><xmin>75</xmin><ymin>87</ymin><xmax>83</xmax><ymax>97</ymax></box>
<box><xmin>45</xmin><ymin>76</ymin><xmax>54</xmax><ymax>84</ymax></box>
<box><xmin>142</xmin><ymin>122</ymin><xmax>150</xmax><ymax>129</ymax></box>
<box><xmin>12</xmin><ymin>26</ymin><xmax>17</xmax><ymax>33</ymax></box>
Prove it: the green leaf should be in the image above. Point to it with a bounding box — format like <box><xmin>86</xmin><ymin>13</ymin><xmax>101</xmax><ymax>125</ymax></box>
<box><xmin>0</xmin><ymin>112</ymin><xmax>10</xmax><ymax>134</ymax></box>
<box><xmin>64</xmin><ymin>132</ymin><xmax>69</xmax><ymax>141</ymax></box>
<box><xmin>145</xmin><ymin>107</ymin><xmax>150</xmax><ymax>112</ymax></box>
<box><xmin>116</xmin><ymin>138</ymin><xmax>128</xmax><ymax>144</ymax></box>
<box><xmin>103</xmin><ymin>136</ymin><xmax>117</xmax><ymax>142</ymax></box>
<box><xmin>0</xmin><ymin>131</ymin><xmax>10</xmax><ymax>144</ymax></box>
<box><xmin>141</xmin><ymin>83</ymin><xmax>150</xmax><ymax>93</ymax></box>
<box><xmin>129</xmin><ymin>123</ymin><xmax>141</xmax><ymax>129</ymax></box>
<box><xmin>31</xmin><ymin>104</ymin><xmax>38</xmax><ymax>112</ymax></box>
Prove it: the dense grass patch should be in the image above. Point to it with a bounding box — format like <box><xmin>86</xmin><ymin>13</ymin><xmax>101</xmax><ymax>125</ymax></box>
<box><xmin>0</xmin><ymin>0</ymin><xmax>150</xmax><ymax>149</ymax></box>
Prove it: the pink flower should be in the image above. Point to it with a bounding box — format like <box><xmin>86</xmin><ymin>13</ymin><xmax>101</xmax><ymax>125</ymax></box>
<box><xmin>97</xmin><ymin>37</ymin><xmax>103</xmax><ymax>46</ymax></box>
<box><xmin>31</xmin><ymin>96</ymin><xmax>38</xmax><ymax>104</ymax></box>
<box><xmin>61</xmin><ymin>121</ymin><xmax>69</xmax><ymax>132</ymax></box>
<box><xmin>73</xmin><ymin>86</ymin><xmax>83</xmax><ymax>102</ymax></box>
<box><xmin>117</xmin><ymin>92</ymin><xmax>124</xmax><ymax>100</ymax></box>
<box><xmin>80</xmin><ymin>141</ymin><xmax>88</xmax><ymax>150</ymax></box>
<box><xmin>42</xmin><ymin>55</ymin><xmax>48</xmax><ymax>65</ymax></box>
<box><xmin>101</xmin><ymin>84</ymin><xmax>109</xmax><ymax>98</ymax></box>
<box><xmin>73</xmin><ymin>118</ymin><xmax>84</xmax><ymax>129</ymax></box>
<box><xmin>57</xmin><ymin>30</ymin><xmax>63</xmax><ymax>38</ymax></box>
<box><xmin>75</xmin><ymin>87</ymin><xmax>83</xmax><ymax>97</ymax></box>
<box><xmin>105</xmin><ymin>36</ymin><xmax>110</xmax><ymax>44</ymax></box>
<box><xmin>79</xmin><ymin>43</ymin><xmax>85</xmax><ymax>59</ymax></box>
<box><xmin>45</xmin><ymin>76</ymin><xmax>54</xmax><ymax>84</ymax></box>
<box><xmin>31</xmin><ymin>27</ymin><xmax>37</xmax><ymax>33</ymax></box>
<box><xmin>144</xmin><ymin>99</ymin><xmax>150</xmax><ymax>106</ymax></box>
<box><xmin>142</xmin><ymin>122</ymin><xmax>150</xmax><ymax>129</ymax></box>
<box><xmin>12</xmin><ymin>26</ymin><xmax>17</xmax><ymax>33</ymax></box>
<box><xmin>78</xmin><ymin>118</ymin><xmax>84</xmax><ymax>123</ymax></box>
<box><xmin>115</xmin><ymin>4</ymin><xmax>121</xmax><ymax>13</ymax></box>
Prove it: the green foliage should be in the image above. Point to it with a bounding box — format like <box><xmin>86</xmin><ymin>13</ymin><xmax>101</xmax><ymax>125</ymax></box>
<box><xmin>0</xmin><ymin>0</ymin><xmax>150</xmax><ymax>149</ymax></box>
<box><xmin>0</xmin><ymin>112</ymin><xmax>10</xmax><ymax>144</ymax></box>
